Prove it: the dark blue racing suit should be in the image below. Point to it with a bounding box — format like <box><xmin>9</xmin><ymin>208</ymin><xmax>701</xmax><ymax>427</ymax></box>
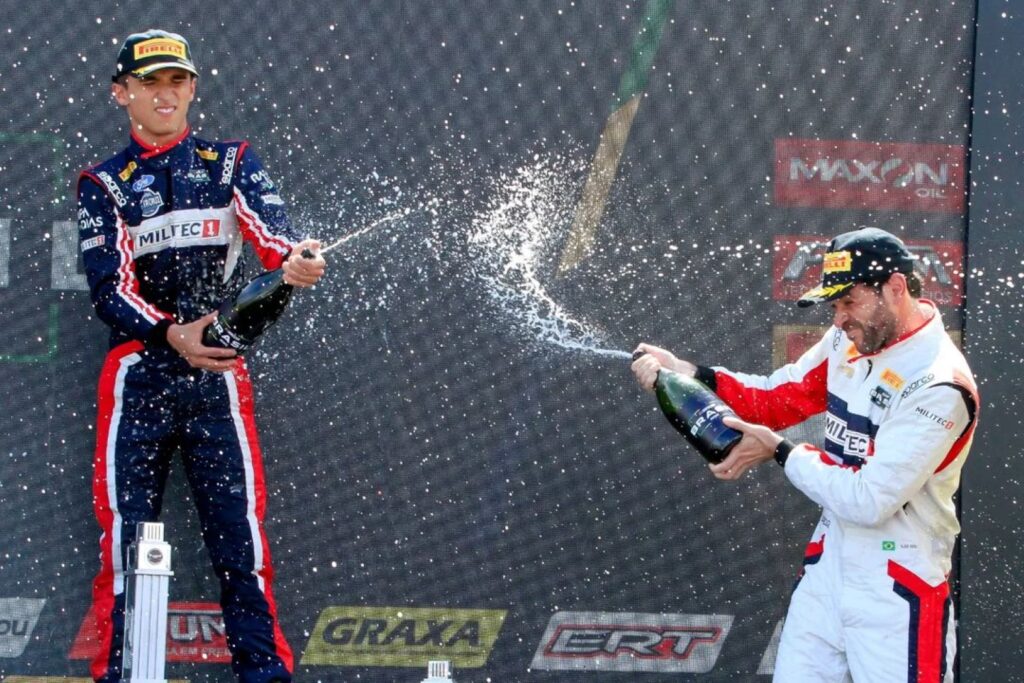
<box><xmin>78</xmin><ymin>128</ymin><xmax>301</xmax><ymax>683</ymax></box>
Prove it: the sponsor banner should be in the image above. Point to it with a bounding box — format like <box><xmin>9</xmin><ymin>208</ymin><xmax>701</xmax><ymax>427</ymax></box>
<box><xmin>3</xmin><ymin>678</ymin><xmax>187</xmax><ymax>683</ymax></box>
<box><xmin>774</xmin><ymin>138</ymin><xmax>965</xmax><ymax>213</ymax></box>
<box><xmin>70</xmin><ymin>602</ymin><xmax>230</xmax><ymax>664</ymax></box>
<box><xmin>301</xmin><ymin>606</ymin><xmax>506</xmax><ymax>668</ymax></box>
<box><xmin>530</xmin><ymin>611</ymin><xmax>732</xmax><ymax>673</ymax></box>
<box><xmin>756</xmin><ymin>619</ymin><xmax>784</xmax><ymax>675</ymax></box>
<box><xmin>772</xmin><ymin>324</ymin><xmax>830</xmax><ymax>368</ymax></box>
<box><xmin>772</xmin><ymin>234</ymin><xmax>965</xmax><ymax>307</ymax></box>
<box><xmin>0</xmin><ymin>598</ymin><xmax>45</xmax><ymax>658</ymax></box>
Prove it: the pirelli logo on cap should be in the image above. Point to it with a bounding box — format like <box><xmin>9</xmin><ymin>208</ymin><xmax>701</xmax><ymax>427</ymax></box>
<box><xmin>822</xmin><ymin>251</ymin><xmax>852</xmax><ymax>274</ymax></box>
<box><xmin>134</xmin><ymin>38</ymin><xmax>187</xmax><ymax>60</ymax></box>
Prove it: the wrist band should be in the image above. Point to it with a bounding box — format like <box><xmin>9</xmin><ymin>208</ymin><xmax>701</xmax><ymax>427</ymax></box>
<box><xmin>774</xmin><ymin>439</ymin><xmax>794</xmax><ymax>467</ymax></box>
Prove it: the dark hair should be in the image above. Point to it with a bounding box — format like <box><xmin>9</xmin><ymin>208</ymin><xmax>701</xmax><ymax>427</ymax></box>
<box><xmin>869</xmin><ymin>271</ymin><xmax>922</xmax><ymax>298</ymax></box>
<box><xmin>113</xmin><ymin>72</ymin><xmax>196</xmax><ymax>88</ymax></box>
<box><xmin>906</xmin><ymin>271</ymin><xmax>922</xmax><ymax>297</ymax></box>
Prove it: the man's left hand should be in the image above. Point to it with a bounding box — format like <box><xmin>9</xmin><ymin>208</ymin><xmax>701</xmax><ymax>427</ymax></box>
<box><xmin>282</xmin><ymin>239</ymin><xmax>326</xmax><ymax>287</ymax></box>
<box><xmin>708</xmin><ymin>416</ymin><xmax>783</xmax><ymax>480</ymax></box>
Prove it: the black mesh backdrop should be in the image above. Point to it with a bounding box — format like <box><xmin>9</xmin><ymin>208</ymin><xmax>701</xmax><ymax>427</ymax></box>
<box><xmin>0</xmin><ymin>1</ymin><xmax>977</xmax><ymax>681</ymax></box>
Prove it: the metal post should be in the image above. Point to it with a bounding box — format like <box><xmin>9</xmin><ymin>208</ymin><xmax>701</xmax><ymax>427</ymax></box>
<box><xmin>420</xmin><ymin>660</ymin><xmax>454</xmax><ymax>682</ymax></box>
<box><xmin>123</xmin><ymin>522</ymin><xmax>173</xmax><ymax>683</ymax></box>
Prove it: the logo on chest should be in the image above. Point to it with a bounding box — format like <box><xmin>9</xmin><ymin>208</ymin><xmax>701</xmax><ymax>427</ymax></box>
<box><xmin>187</xmin><ymin>167</ymin><xmax>211</xmax><ymax>183</ymax></box>
<box><xmin>869</xmin><ymin>385</ymin><xmax>893</xmax><ymax>409</ymax></box>
<box><xmin>824</xmin><ymin>413</ymin><xmax>871</xmax><ymax>456</ymax></box>
<box><xmin>130</xmin><ymin>208</ymin><xmax>237</xmax><ymax>257</ymax></box>
<box><xmin>140</xmin><ymin>188</ymin><xmax>164</xmax><ymax>218</ymax></box>
<box><xmin>132</xmin><ymin>174</ymin><xmax>156</xmax><ymax>192</ymax></box>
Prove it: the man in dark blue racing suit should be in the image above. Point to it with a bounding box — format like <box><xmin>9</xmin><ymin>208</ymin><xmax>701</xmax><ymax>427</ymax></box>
<box><xmin>77</xmin><ymin>29</ymin><xmax>325</xmax><ymax>683</ymax></box>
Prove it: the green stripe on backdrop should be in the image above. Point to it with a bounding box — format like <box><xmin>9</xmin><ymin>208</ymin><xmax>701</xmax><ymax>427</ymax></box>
<box><xmin>558</xmin><ymin>0</ymin><xmax>675</xmax><ymax>274</ymax></box>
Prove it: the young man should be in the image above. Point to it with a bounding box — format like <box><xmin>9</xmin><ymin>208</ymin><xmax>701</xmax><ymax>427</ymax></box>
<box><xmin>632</xmin><ymin>227</ymin><xmax>977</xmax><ymax>682</ymax></box>
<box><xmin>77</xmin><ymin>30</ymin><xmax>325</xmax><ymax>683</ymax></box>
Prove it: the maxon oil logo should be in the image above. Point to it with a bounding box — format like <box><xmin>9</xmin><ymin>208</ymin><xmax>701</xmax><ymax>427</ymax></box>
<box><xmin>302</xmin><ymin>606</ymin><xmax>506</xmax><ymax>668</ymax></box>
<box><xmin>774</xmin><ymin>138</ymin><xmax>965</xmax><ymax>213</ymax></box>
<box><xmin>70</xmin><ymin>602</ymin><xmax>230</xmax><ymax>663</ymax></box>
<box><xmin>772</xmin><ymin>234</ymin><xmax>965</xmax><ymax>306</ymax></box>
<box><xmin>530</xmin><ymin>611</ymin><xmax>733</xmax><ymax>673</ymax></box>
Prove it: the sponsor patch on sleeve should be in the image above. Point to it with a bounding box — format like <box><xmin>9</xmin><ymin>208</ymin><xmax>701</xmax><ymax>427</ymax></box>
<box><xmin>81</xmin><ymin>235</ymin><xmax>106</xmax><ymax>251</ymax></box>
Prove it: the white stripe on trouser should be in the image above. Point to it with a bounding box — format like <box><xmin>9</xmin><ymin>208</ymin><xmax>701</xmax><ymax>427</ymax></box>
<box><xmin>106</xmin><ymin>352</ymin><xmax>141</xmax><ymax>596</ymax></box>
<box><xmin>224</xmin><ymin>370</ymin><xmax>266</xmax><ymax>591</ymax></box>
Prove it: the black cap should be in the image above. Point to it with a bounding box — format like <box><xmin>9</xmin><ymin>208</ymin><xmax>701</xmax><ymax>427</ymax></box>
<box><xmin>112</xmin><ymin>30</ymin><xmax>198</xmax><ymax>82</ymax></box>
<box><xmin>797</xmin><ymin>227</ymin><xmax>917</xmax><ymax>307</ymax></box>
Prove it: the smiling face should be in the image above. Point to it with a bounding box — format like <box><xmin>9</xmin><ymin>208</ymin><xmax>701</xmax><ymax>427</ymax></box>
<box><xmin>112</xmin><ymin>68</ymin><xmax>195</xmax><ymax>146</ymax></box>
<box><xmin>830</xmin><ymin>280</ymin><xmax>901</xmax><ymax>355</ymax></box>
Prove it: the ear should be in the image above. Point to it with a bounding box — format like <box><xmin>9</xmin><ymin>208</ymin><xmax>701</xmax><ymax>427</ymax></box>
<box><xmin>111</xmin><ymin>81</ymin><xmax>131</xmax><ymax>107</ymax></box>
<box><xmin>885</xmin><ymin>272</ymin><xmax>909</xmax><ymax>300</ymax></box>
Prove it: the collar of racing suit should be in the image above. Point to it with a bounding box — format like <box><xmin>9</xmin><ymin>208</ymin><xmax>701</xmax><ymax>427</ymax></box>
<box><xmin>129</xmin><ymin>126</ymin><xmax>193</xmax><ymax>162</ymax></box>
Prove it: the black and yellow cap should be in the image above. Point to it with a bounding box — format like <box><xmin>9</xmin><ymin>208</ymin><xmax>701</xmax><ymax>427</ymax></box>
<box><xmin>797</xmin><ymin>227</ymin><xmax>917</xmax><ymax>307</ymax></box>
<box><xmin>112</xmin><ymin>30</ymin><xmax>198</xmax><ymax>82</ymax></box>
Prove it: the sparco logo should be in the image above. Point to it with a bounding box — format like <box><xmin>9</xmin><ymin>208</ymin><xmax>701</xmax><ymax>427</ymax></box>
<box><xmin>70</xmin><ymin>602</ymin><xmax>230</xmax><ymax>663</ymax></box>
<box><xmin>530</xmin><ymin>611</ymin><xmax>733</xmax><ymax>673</ymax></box>
<box><xmin>95</xmin><ymin>171</ymin><xmax>127</xmax><ymax>207</ymax></box>
<box><xmin>772</xmin><ymin>235</ymin><xmax>965</xmax><ymax>306</ymax></box>
<box><xmin>901</xmin><ymin>373</ymin><xmax>935</xmax><ymax>400</ymax></box>
<box><xmin>221</xmin><ymin>145</ymin><xmax>239</xmax><ymax>185</ymax></box>
<box><xmin>774</xmin><ymin>139</ymin><xmax>965</xmax><ymax>213</ymax></box>
<box><xmin>0</xmin><ymin>598</ymin><xmax>45</xmax><ymax>658</ymax></box>
<box><xmin>301</xmin><ymin>606</ymin><xmax>506</xmax><ymax>668</ymax></box>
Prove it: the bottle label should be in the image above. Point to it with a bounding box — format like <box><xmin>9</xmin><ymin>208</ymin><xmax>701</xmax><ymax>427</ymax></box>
<box><xmin>690</xmin><ymin>404</ymin><xmax>728</xmax><ymax>438</ymax></box>
<box><xmin>208</xmin><ymin>317</ymin><xmax>251</xmax><ymax>353</ymax></box>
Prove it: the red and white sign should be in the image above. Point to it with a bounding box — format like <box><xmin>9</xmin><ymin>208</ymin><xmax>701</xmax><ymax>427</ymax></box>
<box><xmin>530</xmin><ymin>611</ymin><xmax>732</xmax><ymax>673</ymax></box>
<box><xmin>70</xmin><ymin>602</ymin><xmax>230</xmax><ymax>664</ymax></box>
<box><xmin>774</xmin><ymin>138</ymin><xmax>966</xmax><ymax>213</ymax></box>
<box><xmin>772</xmin><ymin>324</ymin><xmax>830</xmax><ymax>367</ymax></box>
<box><xmin>771</xmin><ymin>234</ymin><xmax>965</xmax><ymax>307</ymax></box>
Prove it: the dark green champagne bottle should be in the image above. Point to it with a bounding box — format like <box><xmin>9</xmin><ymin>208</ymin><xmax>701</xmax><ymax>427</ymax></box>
<box><xmin>203</xmin><ymin>249</ymin><xmax>312</xmax><ymax>353</ymax></box>
<box><xmin>635</xmin><ymin>352</ymin><xmax>743</xmax><ymax>463</ymax></box>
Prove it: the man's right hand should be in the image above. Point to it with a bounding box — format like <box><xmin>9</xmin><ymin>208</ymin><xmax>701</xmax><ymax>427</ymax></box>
<box><xmin>631</xmin><ymin>343</ymin><xmax>697</xmax><ymax>392</ymax></box>
<box><xmin>166</xmin><ymin>312</ymin><xmax>238</xmax><ymax>372</ymax></box>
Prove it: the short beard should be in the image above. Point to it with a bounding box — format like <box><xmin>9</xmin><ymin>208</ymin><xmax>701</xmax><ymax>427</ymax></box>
<box><xmin>854</xmin><ymin>310</ymin><xmax>898</xmax><ymax>354</ymax></box>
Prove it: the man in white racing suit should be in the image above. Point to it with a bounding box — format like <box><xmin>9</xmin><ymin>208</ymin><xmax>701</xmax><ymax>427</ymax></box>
<box><xmin>632</xmin><ymin>227</ymin><xmax>978</xmax><ymax>682</ymax></box>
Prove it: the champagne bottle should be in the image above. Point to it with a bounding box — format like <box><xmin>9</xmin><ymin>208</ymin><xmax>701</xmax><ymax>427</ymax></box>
<box><xmin>203</xmin><ymin>249</ymin><xmax>313</xmax><ymax>353</ymax></box>
<box><xmin>634</xmin><ymin>351</ymin><xmax>743</xmax><ymax>463</ymax></box>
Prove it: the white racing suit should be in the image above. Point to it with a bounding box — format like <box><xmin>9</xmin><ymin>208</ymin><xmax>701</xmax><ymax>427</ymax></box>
<box><xmin>696</xmin><ymin>302</ymin><xmax>977</xmax><ymax>682</ymax></box>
